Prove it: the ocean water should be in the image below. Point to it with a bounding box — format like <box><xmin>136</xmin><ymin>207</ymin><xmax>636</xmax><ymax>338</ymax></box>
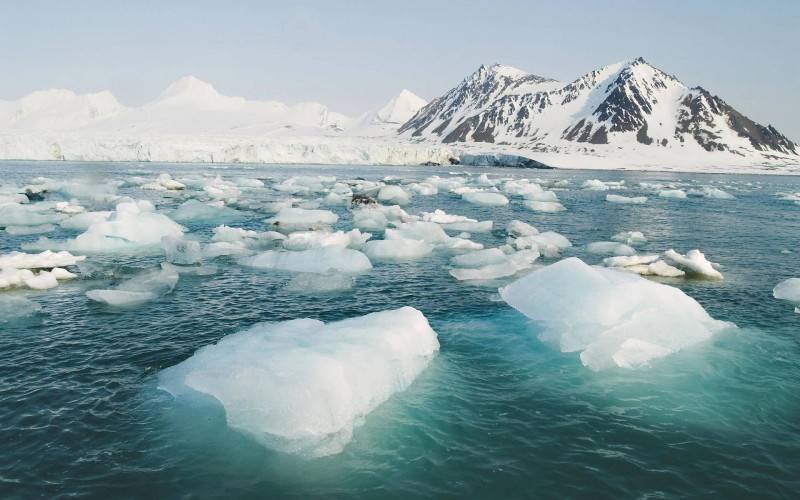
<box><xmin>1</xmin><ymin>161</ymin><xmax>799</xmax><ymax>499</ymax></box>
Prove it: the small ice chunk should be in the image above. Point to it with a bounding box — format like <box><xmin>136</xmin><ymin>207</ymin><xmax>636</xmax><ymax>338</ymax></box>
<box><xmin>5</xmin><ymin>224</ymin><xmax>55</xmax><ymax>235</ymax></box>
<box><xmin>239</xmin><ymin>248</ymin><xmax>372</xmax><ymax>274</ymax></box>
<box><xmin>171</xmin><ymin>200</ymin><xmax>245</xmax><ymax>224</ymax></box>
<box><xmin>663</xmin><ymin>249</ymin><xmax>723</xmax><ymax>279</ymax></box>
<box><xmin>162</xmin><ymin>236</ymin><xmax>203</xmax><ymax>265</ymax></box>
<box><xmin>282</xmin><ymin>229</ymin><xmax>370</xmax><ymax>251</ymax></box>
<box><xmin>687</xmin><ymin>187</ymin><xmax>734</xmax><ymax>199</ymax></box>
<box><xmin>377</xmin><ymin>185</ymin><xmax>412</xmax><ymax>205</ymax></box>
<box><xmin>773</xmin><ymin>278</ymin><xmax>800</xmax><ymax>309</ymax></box>
<box><xmin>658</xmin><ymin>189</ymin><xmax>687</xmax><ymax>199</ymax></box>
<box><xmin>86</xmin><ymin>268</ymin><xmax>179</xmax><ymax>307</ymax></box>
<box><xmin>524</xmin><ymin>200</ymin><xmax>566</xmax><ymax>212</ymax></box>
<box><xmin>611</xmin><ymin>231</ymin><xmax>647</xmax><ymax>246</ymax></box>
<box><xmin>606</xmin><ymin>195</ymin><xmax>647</xmax><ymax>204</ymax></box>
<box><xmin>385</xmin><ymin>221</ymin><xmax>450</xmax><ymax>244</ymax></box>
<box><xmin>450</xmin><ymin>248</ymin><xmax>508</xmax><ymax>268</ymax></box>
<box><xmin>158</xmin><ymin>307</ymin><xmax>439</xmax><ymax>457</ymax></box>
<box><xmin>24</xmin><ymin>271</ymin><xmax>59</xmax><ymax>290</ymax></box>
<box><xmin>407</xmin><ymin>182</ymin><xmax>438</xmax><ymax>195</ymax></box>
<box><xmin>586</xmin><ymin>242</ymin><xmax>636</xmax><ymax>256</ymax></box>
<box><xmin>462</xmin><ymin>191</ymin><xmax>509</xmax><ymax>207</ymax></box>
<box><xmin>499</xmin><ymin>258</ymin><xmax>732</xmax><ymax>370</ymax></box>
<box><xmin>60</xmin><ymin>211</ymin><xmax>112</xmax><ymax>230</ymax></box>
<box><xmin>512</xmin><ymin>231</ymin><xmax>572</xmax><ymax>257</ymax></box>
<box><xmin>364</xmin><ymin>238</ymin><xmax>433</xmax><ymax>261</ymax></box>
<box><xmin>267</xmin><ymin>207</ymin><xmax>338</xmax><ymax>231</ymax></box>
<box><xmin>506</xmin><ymin>220</ymin><xmax>538</xmax><ymax>238</ymax></box>
<box><xmin>0</xmin><ymin>250</ymin><xmax>86</xmax><ymax>269</ymax></box>
<box><xmin>450</xmin><ymin>249</ymin><xmax>539</xmax><ymax>281</ymax></box>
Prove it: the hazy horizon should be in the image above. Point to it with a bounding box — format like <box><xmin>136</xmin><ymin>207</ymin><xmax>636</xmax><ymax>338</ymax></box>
<box><xmin>1</xmin><ymin>0</ymin><xmax>798</xmax><ymax>139</ymax></box>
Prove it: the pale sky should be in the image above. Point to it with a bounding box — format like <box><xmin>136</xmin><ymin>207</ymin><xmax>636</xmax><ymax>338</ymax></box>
<box><xmin>1</xmin><ymin>0</ymin><xmax>798</xmax><ymax>139</ymax></box>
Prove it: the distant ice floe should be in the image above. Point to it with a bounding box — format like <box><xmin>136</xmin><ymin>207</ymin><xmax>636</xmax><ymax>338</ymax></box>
<box><xmin>611</xmin><ymin>231</ymin><xmax>647</xmax><ymax>246</ymax></box>
<box><xmin>266</xmin><ymin>207</ymin><xmax>338</xmax><ymax>231</ymax></box>
<box><xmin>500</xmin><ymin>258</ymin><xmax>733</xmax><ymax>370</ymax></box>
<box><xmin>773</xmin><ymin>278</ymin><xmax>800</xmax><ymax>313</ymax></box>
<box><xmin>158</xmin><ymin>306</ymin><xmax>439</xmax><ymax>457</ymax></box>
<box><xmin>606</xmin><ymin>194</ymin><xmax>647</xmax><ymax>204</ymax></box>
<box><xmin>586</xmin><ymin>241</ymin><xmax>636</xmax><ymax>256</ymax></box>
<box><xmin>687</xmin><ymin>187</ymin><xmax>734</xmax><ymax>199</ymax></box>
<box><xmin>658</xmin><ymin>189</ymin><xmax>687</xmax><ymax>199</ymax></box>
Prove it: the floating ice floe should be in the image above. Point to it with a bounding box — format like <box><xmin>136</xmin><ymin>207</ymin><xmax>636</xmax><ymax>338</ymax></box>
<box><xmin>499</xmin><ymin>258</ymin><xmax>733</xmax><ymax>370</ymax></box>
<box><xmin>658</xmin><ymin>189</ymin><xmax>687</xmax><ymax>199</ymax></box>
<box><xmin>586</xmin><ymin>241</ymin><xmax>636</xmax><ymax>256</ymax></box>
<box><xmin>462</xmin><ymin>191</ymin><xmax>509</xmax><ymax>207</ymax></box>
<box><xmin>0</xmin><ymin>250</ymin><xmax>86</xmax><ymax>269</ymax></box>
<box><xmin>449</xmin><ymin>249</ymin><xmax>539</xmax><ymax>281</ymax></box>
<box><xmin>687</xmin><ymin>187</ymin><xmax>734</xmax><ymax>199</ymax></box>
<box><xmin>523</xmin><ymin>200</ymin><xmax>566</xmax><ymax>212</ymax></box>
<box><xmin>266</xmin><ymin>207</ymin><xmax>338</xmax><ymax>231</ymax></box>
<box><xmin>4</xmin><ymin>224</ymin><xmax>55</xmax><ymax>235</ymax></box>
<box><xmin>0</xmin><ymin>202</ymin><xmax>65</xmax><ymax>227</ymax></box>
<box><xmin>407</xmin><ymin>182</ymin><xmax>438</xmax><ymax>196</ymax></box>
<box><xmin>602</xmin><ymin>255</ymin><xmax>685</xmax><ymax>278</ymax></box>
<box><xmin>0</xmin><ymin>295</ymin><xmax>41</xmax><ymax>323</ymax></box>
<box><xmin>203</xmin><ymin>176</ymin><xmax>240</xmax><ymax>201</ymax></box>
<box><xmin>663</xmin><ymin>249</ymin><xmax>723</xmax><ymax>279</ymax></box>
<box><xmin>239</xmin><ymin>248</ymin><xmax>372</xmax><ymax>274</ymax></box>
<box><xmin>162</xmin><ymin>236</ymin><xmax>203</xmax><ymax>265</ymax></box>
<box><xmin>377</xmin><ymin>185</ymin><xmax>411</xmax><ymax>205</ymax></box>
<box><xmin>60</xmin><ymin>211</ymin><xmax>112</xmax><ymax>230</ymax></box>
<box><xmin>606</xmin><ymin>194</ymin><xmax>647</xmax><ymax>204</ymax></box>
<box><xmin>86</xmin><ymin>268</ymin><xmax>179</xmax><ymax>307</ymax></box>
<box><xmin>364</xmin><ymin>238</ymin><xmax>432</xmax><ymax>261</ymax></box>
<box><xmin>26</xmin><ymin>200</ymin><xmax>185</xmax><ymax>254</ymax></box>
<box><xmin>581</xmin><ymin>179</ymin><xmax>625</xmax><ymax>191</ymax></box>
<box><xmin>773</xmin><ymin>278</ymin><xmax>800</xmax><ymax>313</ymax></box>
<box><xmin>611</xmin><ymin>231</ymin><xmax>647</xmax><ymax>246</ymax></box>
<box><xmin>54</xmin><ymin>201</ymin><xmax>86</xmax><ymax>214</ymax></box>
<box><xmin>506</xmin><ymin>220</ymin><xmax>538</xmax><ymax>238</ymax></box>
<box><xmin>509</xmin><ymin>231</ymin><xmax>572</xmax><ymax>258</ymax></box>
<box><xmin>282</xmin><ymin>229</ymin><xmax>371</xmax><ymax>251</ymax></box>
<box><xmin>171</xmin><ymin>199</ymin><xmax>245</xmax><ymax>224</ymax></box>
<box><xmin>158</xmin><ymin>306</ymin><xmax>439</xmax><ymax>457</ymax></box>
<box><xmin>421</xmin><ymin>209</ymin><xmax>492</xmax><ymax>233</ymax></box>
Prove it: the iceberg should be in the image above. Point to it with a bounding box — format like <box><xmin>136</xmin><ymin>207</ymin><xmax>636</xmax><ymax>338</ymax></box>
<box><xmin>586</xmin><ymin>241</ymin><xmax>636</xmax><ymax>256</ymax></box>
<box><xmin>499</xmin><ymin>258</ymin><xmax>732</xmax><ymax>370</ymax></box>
<box><xmin>158</xmin><ymin>306</ymin><xmax>439</xmax><ymax>457</ymax></box>
<box><xmin>377</xmin><ymin>185</ymin><xmax>411</xmax><ymax>205</ymax></box>
<box><xmin>523</xmin><ymin>200</ymin><xmax>566</xmax><ymax>212</ymax></box>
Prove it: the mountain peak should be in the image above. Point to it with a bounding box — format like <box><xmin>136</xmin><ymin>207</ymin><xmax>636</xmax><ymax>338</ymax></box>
<box><xmin>488</xmin><ymin>64</ymin><xmax>528</xmax><ymax>79</ymax></box>
<box><xmin>377</xmin><ymin>89</ymin><xmax>427</xmax><ymax>124</ymax></box>
<box><xmin>158</xmin><ymin>76</ymin><xmax>219</xmax><ymax>101</ymax></box>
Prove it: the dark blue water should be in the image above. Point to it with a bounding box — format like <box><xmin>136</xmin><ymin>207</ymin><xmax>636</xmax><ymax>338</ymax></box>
<box><xmin>1</xmin><ymin>161</ymin><xmax>799</xmax><ymax>498</ymax></box>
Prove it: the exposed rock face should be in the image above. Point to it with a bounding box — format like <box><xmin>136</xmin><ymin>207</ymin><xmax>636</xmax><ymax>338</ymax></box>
<box><xmin>400</xmin><ymin>58</ymin><xmax>797</xmax><ymax>159</ymax></box>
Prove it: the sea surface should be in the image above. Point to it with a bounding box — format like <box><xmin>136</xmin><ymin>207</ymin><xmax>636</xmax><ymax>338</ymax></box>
<box><xmin>1</xmin><ymin>161</ymin><xmax>799</xmax><ymax>499</ymax></box>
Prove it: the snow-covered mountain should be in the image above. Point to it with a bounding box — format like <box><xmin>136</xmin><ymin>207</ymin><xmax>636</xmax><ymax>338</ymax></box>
<box><xmin>400</xmin><ymin>58</ymin><xmax>797</xmax><ymax>160</ymax></box>
<box><xmin>0</xmin><ymin>89</ymin><xmax>127</xmax><ymax>130</ymax></box>
<box><xmin>348</xmin><ymin>89</ymin><xmax>427</xmax><ymax>137</ymax></box>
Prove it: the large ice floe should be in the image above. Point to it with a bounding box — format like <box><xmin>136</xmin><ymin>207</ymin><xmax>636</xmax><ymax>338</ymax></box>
<box><xmin>499</xmin><ymin>258</ymin><xmax>732</xmax><ymax>370</ymax></box>
<box><xmin>158</xmin><ymin>307</ymin><xmax>439</xmax><ymax>457</ymax></box>
<box><xmin>26</xmin><ymin>200</ymin><xmax>185</xmax><ymax>254</ymax></box>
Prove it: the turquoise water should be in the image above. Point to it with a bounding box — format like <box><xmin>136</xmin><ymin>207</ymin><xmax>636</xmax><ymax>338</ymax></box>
<box><xmin>1</xmin><ymin>161</ymin><xmax>799</xmax><ymax>498</ymax></box>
